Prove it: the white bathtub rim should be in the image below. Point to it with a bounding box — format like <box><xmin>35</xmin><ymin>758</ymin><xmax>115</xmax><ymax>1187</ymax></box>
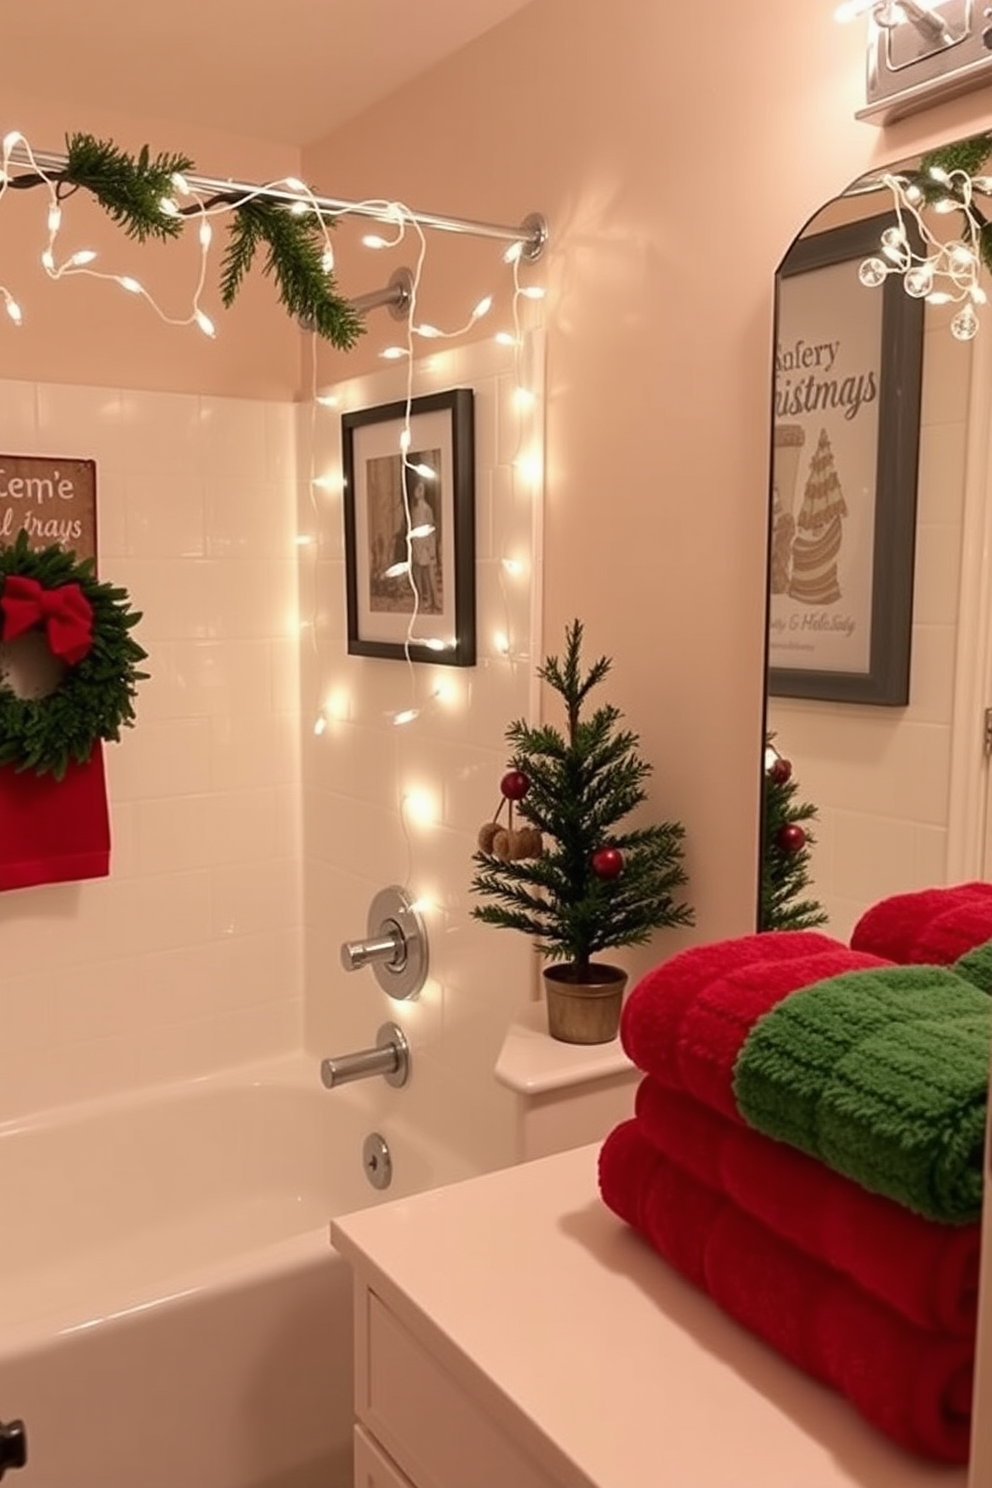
<box><xmin>0</xmin><ymin>1221</ymin><xmax>338</xmax><ymax>1362</ymax></box>
<box><xmin>0</xmin><ymin>1048</ymin><xmax>322</xmax><ymax>1140</ymax></box>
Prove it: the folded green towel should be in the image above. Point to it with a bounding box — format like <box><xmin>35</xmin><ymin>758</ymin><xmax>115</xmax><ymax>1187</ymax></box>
<box><xmin>954</xmin><ymin>938</ymin><xmax>992</xmax><ymax>995</ymax></box>
<box><xmin>733</xmin><ymin>965</ymin><xmax>991</xmax><ymax>1224</ymax></box>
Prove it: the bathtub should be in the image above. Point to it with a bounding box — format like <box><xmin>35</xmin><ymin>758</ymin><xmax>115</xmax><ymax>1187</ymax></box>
<box><xmin>0</xmin><ymin>1054</ymin><xmax>394</xmax><ymax>1488</ymax></box>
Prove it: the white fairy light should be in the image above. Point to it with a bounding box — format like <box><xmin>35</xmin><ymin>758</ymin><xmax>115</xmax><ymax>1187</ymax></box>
<box><xmin>860</xmin><ymin>168</ymin><xmax>992</xmax><ymax>337</ymax></box>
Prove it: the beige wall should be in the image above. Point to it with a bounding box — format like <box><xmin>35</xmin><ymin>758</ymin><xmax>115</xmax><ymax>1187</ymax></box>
<box><xmin>303</xmin><ymin>0</ymin><xmax>992</xmax><ymax>957</ymax></box>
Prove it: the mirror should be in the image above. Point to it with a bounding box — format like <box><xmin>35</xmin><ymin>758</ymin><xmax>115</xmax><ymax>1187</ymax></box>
<box><xmin>763</xmin><ymin>137</ymin><xmax>989</xmax><ymax>941</ymax></box>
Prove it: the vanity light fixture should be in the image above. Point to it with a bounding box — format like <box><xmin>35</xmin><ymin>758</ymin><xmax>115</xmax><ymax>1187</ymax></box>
<box><xmin>858</xmin><ymin>162</ymin><xmax>989</xmax><ymax>339</ymax></box>
<box><xmin>837</xmin><ymin>0</ymin><xmax>992</xmax><ymax>124</ymax></box>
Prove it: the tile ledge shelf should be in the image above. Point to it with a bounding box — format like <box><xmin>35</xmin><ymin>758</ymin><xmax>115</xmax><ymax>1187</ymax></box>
<box><xmin>493</xmin><ymin>1000</ymin><xmax>635</xmax><ymax>1096</ymax></box>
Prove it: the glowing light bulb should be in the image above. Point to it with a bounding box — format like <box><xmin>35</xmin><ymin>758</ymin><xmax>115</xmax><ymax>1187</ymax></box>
<box><xmin>199</xmin><ymin>221</ymin><xmax>213</xmax><ymax>247</ymax></box>
<box><xmin>68</xmin><ymin>249</ymin><xmax>97</xmax><ymax>267</ymax></box>
<box><xmin>403</xmin><ymin>789</ymin><xmax>435</xmax><ymax>827</ymax></box>
<box><xmin>416</xmin><ymin>323</ymin><xmax>442</xmax><ymax>338</ymax></box>
<box><xmin>411</xmin><ymin>463</ymin><xmax>436</xmax><ymax>479</ymax></box>
<box><xmin>951</xmin><ymin>305</ymin><xmax>979</xmax><ymax>341</ymax></box>
<box><xmin>514</xmin><ymin>450</ymin><xmax>543</xmax><ymax>484</ymax></box>
<box><xmin>472</xmin><ymin>295</ymin><xmax>493</xmax><ymax>319</ymax></box>
<box><xmin>519</xmin><ymin>285</ymin><xmax>545</xmax><ymax>300</ymax></box>
<box><xmin>503</xmin><ymin>241</ymin><xmax>524</xmax><ymax>264</ymax></box>
<box><xmin>929</xmin><ymin>165</ymin><xmax>953</xmax><ymax>186</ymax></box>
<box><xmin>2</xmin><ymin>131</ymin><xmax>23</xmax><ymax>153</ymax></box>
<box><xmin>119</xmin><ymin>277</ymin><xmax>142</xmax><ymax>294</ymax></box>
<box><xmin>40</xmin><ymin>249</ymin><xmax>54</xmax><ymax>271</ymax></box>
<box><xmin>399</xmin><ymin>430</ymin><xmax>412</xmax><ymax>453</ymax></box>
<box><xmin>171</xmin><ymin>172</ymin><xmax>191</xmax><ymax>195</ymax></box>
<box><xmin>904</xmin><ymin>264</ymin><xmax>934</xmax><ymax>298</ymax></box>
<box><xmin>313</xmin><ymin>714</ymin><xmax>327</xmax><ymax>736</ymax></box>
<box><xmin>392</xmin><ymin>708</ymin><xmax>420</xmax><ymax>726</ymax></box>
<box><xmin>495</xmin><ymin>331</ymin><xmax>519</xmax><ymax>346</ymax></box>
<box><xmin>363</xmin><ymin>233</ymin><xmax>388</xmax><ymax>250</ymax></box>
<box><xmin>290</xmin><ymin>201</ymin><xmax>309</xmax><ymax>217</ymax></box>
<box><xmin>159</xmin><ymin>197</ymin><xmax>180</xmax><ymax>217</ymax></box>
<box><xmin>284</xmin><ymin>176</ymin><xmax>306</xmax><ymax>193</ymax></box>
<box><xmin>321</xmin><ymin>248</ymin><xmax>334</xmax><ymax>272</ymax></box>
<box><xmin>513</xmin><ymin>386</ymin><xmax>535</xmax><ymax>409</ymax></box>
<box><xmin>46</xmin><ymin>204</ymin><xmax>61</xmax><ymax>233</ymax></box>
<box><xmin>384</xmin><ymin>560</ymin><xmax>410</xmax><ymax>579</ymax></box>
<box><xmin>316</xmin><ymin>392</ymin><xmax>339</xmax><ymax>408</ymax></box>
<box><xmin>408</xmin><ymin>523</ymin><xmax>434</xmax><ymax>539</ymax></box>
<box><xmin>195</xmin><ymin>309</ymin><xmax>216</xmax><ymax>337</ymax></box>
<box><xmin>5</xmin><ymin>298</ymin><xmax>22</xmax><ymax>325</ymax></box>
<box><xmin>859</xmin><ymin>257</ymin><xmax>888</xmax><ymax>288</ymax></box>
<box><xmin>380</xmin><ymin>346</ymin><xmax>408</xmax><ymax>360</ymax></box>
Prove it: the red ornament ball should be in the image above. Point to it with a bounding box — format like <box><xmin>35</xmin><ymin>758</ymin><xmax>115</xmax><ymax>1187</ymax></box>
<box><xmin>768</xmin><ymin>756</ymin><xmax>793</xmax><ymax>785</ymax></box>
<box><xmin>591</xmin><ymin>846</ymin><xmax>624</xmax><ymax>879</ymax></box>
<box><xmin>776</xmin><ymin>823</ymin><xmax>806</xmax><ymax>854</ymax></box>
<box><xmin>500</xmin><ymin>770</ymin><xmax>530</xmax><ymax>801</ymax></box>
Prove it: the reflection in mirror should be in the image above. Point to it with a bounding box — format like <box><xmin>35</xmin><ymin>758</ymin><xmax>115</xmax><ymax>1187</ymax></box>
<box><xmin>763</xmin><ymin>137</ymin><xmax>992</xmax><ymax>941</ymax></box>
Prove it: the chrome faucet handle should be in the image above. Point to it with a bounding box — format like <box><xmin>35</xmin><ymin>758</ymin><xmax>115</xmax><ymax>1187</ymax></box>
<box><xmin>339</xmin><ymin>885</ymin><xmax>428</xmax><ymax>1000</ymax></box>
<box><xmin>340</xmin><ymin>925</ymin><xmax>405</xmax><ymax>973</ymax></box>
<box><xmin>320</xmin><ymin>1022</ymin><xmax>410</xmax><ymax>1090</ymax></box>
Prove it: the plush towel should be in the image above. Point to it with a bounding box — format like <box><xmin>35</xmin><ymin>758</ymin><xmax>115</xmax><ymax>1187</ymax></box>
<box><xmin>954</xmin><ymin>939</ymin><xmax>992</xmax><ymax>995</ymax></box>
<box><xmin>635</xmin><ymin>1078</ymin><xmax>981</xmax><ymax>1336</ymax></box>
<box><xmin>734</xmin><ymin>963</ymin><xmax>991</xmax><ymax>1224</ymax></box>
<box><xmin>599</xmin><ymin>1119</ymin><xmax>974</xmax><ymax>1464</ymax></box>
<box><xmin>851</xmin><ymin>882</ymin><xmax>992</xmax><ymax>965</ymax></box>
<box><xmin>620</xmin><ymin>932</ymin><xmax>887</xmax><ymax>1121</ymax></box>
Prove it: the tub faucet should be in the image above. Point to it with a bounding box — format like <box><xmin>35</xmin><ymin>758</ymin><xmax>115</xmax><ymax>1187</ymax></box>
<box><xmin>0</xmin><ymin>1418</ymin><xmax>26</xmax><ymax>1480</ymax></box>
<box><xmin>320</xmin><ymin>1021</ymin><xmax>410</xmax><ymax>1090</ymax></box>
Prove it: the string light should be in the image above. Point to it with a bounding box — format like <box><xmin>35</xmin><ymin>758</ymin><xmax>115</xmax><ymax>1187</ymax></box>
<box><xmin>861</xmin><ymin>168</ymin><xmax>990</xmax><ymax>340</ymax></box>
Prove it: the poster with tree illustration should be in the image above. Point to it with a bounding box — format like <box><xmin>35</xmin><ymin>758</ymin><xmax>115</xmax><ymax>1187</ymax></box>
<box><xmin>767</xmin><ymin>215</ymin><xmax>923</xmax><ymax>705</ymax></box>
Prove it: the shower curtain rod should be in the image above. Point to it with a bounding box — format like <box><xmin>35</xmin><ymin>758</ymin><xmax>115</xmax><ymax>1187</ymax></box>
<box><xmin>11</xmin><ymin>147</ymin><xmax>549</xmax><ymax>261</ymax></box>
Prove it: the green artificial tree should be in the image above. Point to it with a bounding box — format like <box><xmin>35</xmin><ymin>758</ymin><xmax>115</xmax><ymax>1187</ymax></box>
<box><xmin>470</xmin><ymin>622</ymin><xmax>694</xmax><ymax>1010</ymax></box>
<box><xmin>759</xmin><ymin>736</ymin><xmax>828</xmax><ymax>932</ymax></box>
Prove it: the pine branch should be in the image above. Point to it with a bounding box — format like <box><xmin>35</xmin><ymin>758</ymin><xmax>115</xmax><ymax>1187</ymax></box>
<box><xmin>221</xmin><ymin>198</ymin><xmax>364</xmax><ymax>351</ymax></box>
<box><xmin>63</xmin><ymin>133</ymin><xmax>193</xmax><ymax>241</ymax></box>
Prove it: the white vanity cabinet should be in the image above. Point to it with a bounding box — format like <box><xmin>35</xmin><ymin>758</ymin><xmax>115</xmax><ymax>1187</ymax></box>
<box><xmin>331</xmin><ymin>1144</ymin><xmax>972</xmax><ymax>1488</ymax></box>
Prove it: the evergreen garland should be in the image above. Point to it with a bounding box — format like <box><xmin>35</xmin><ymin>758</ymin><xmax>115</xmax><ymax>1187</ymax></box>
<box><xmin>220</xmin><ymin>198</ymin><xmax>363</xmax><ymax>349</ymax></box>
<box><xmin>911</xmin><ymin>131</ymin><xmax>992</xmax><ymax>276</ymax></box>
<box><xmin>758</xmin><ymin>737</ymin><xmax>827</xmax><ymax>933</ymax></box>
<box><xmin>470</xmin><ymin>620</ymin><xmax>693</xmax><ymax>975</ymax></box>
<box><xmin>7</xmin><ymin>133</ymin><xmax>364</xmax><ymax>350</ymax></box>
<box><xmin>0</xmin><ymin>533</ymin><xmax>148</xmax><ymax>780</ymax></box>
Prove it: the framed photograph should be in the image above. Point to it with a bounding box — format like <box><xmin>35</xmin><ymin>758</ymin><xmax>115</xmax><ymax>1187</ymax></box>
<box><xmin>767</xmin><ymin>213</ymin><xmax>924</xmax><ymax>705</ymax></box>
<box><xmin>341</xmin><ymin>388</ymin><xmax>476</xmax><ymax>667</ymax></box>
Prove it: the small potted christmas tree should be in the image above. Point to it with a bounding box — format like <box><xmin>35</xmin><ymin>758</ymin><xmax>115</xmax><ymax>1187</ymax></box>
<box><xmin>470</xmin><ymin>620</ymin><xmax>693</xmax><ymax>1044</ymax></box>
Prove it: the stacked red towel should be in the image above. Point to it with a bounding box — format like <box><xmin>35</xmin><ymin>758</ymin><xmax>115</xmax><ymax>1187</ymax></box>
<box><xmin>598</xmin><ymin>1121</ymin><xmax>974</xmax><ymax>1463</ymax></box>
<box><xmin>851</xmin><ymin>882</ymin><xmax>992</xmax><ymax>965</ymax></box>
<box><xmin>599</xmin><ymin>928</ymin><xmax>979</xmax><ymax>1464</ymax></box>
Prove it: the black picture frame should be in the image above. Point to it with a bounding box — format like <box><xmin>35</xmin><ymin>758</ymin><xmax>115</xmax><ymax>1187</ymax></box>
<box><xmin>341</xmin><ymin>388</ymin><xmax>476</xmax><ymax>667</ymax></box>
<box><xmin>766</xmin><ymin>213</ymin><xmax>924</xmax><ymax>706</ymax></box>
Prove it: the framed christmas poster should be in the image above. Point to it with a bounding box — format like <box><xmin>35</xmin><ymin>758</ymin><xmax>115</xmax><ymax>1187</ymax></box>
<box><xmin>767</xmin><ymin>214</ymin><xmax>924</xmax><ymax>705</ymax></box>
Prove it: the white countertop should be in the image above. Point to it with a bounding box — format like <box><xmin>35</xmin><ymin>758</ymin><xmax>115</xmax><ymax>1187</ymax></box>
<box><xmin>333</xmin><ymin>1142</ymin><xmax>969</xmax><ymax>1482</ymax></box>
<box><xmin>331</xmin><ymin>1143</ymin><xmax>970</xmax><ymax>1488</ymax></box>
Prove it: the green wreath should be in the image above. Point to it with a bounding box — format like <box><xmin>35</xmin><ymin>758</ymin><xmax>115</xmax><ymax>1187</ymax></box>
<box><xmin>0</xmin><ymin>532</ymin><xmax>147</xmax><ymax>779</ymax></box>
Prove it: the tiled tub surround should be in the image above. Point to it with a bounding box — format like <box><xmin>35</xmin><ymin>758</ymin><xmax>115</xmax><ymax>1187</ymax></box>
<box><xmin>0</xmin><ymin>378</ymin><xmax>304</xmax><ymax>1121</ymax></box>
<box><xmin>0</xmin><ymin>1055</ymin><xmax>398</xmax><ymax>1488</ymax></box>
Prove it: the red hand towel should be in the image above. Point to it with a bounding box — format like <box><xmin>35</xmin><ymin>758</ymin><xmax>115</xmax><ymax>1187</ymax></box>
<box><xmin>851</xmin><ymin>883</ymin><xmax>992</xmax><ymax>964</ymax></box>
<box><xmin>0</xmin><ymin>747</ymin><xmax>111</xmax><ymax>891</ymax></box>
<box><xmin>635</xmin><ymin>1078</ymin><xmax>980</xmax><ymax>1337</ymax></box>
<box><xmin>620</xmin><ymin>933</ymin><xmax>887</xmax><ymax>1120</ymax></box>
<box><xmin>599</xmin><ymin>1120</ymin><xmax>974</xmax><ymax>1464</ymax></box>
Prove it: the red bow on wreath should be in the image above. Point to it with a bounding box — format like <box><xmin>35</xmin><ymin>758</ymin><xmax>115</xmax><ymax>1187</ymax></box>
<box><xmin>1</xmin><ymin>575</ymin><xmax>94</xmax><ymax>666</ymax></box>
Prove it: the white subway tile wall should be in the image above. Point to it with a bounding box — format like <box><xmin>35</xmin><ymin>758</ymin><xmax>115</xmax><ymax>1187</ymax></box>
<box><xmin>299</xmin><ymin>335</ymin><xmax>544</xmax><ymax>1178</ymax></box>
<box><xmin>0</xmin><ymin>335</ymin><xmax>545</xmax><ymax>1178</ymax></box>
<box><xmin>0</xmin><ymin>382</ymin><xmax>303</xmax><ymax>1121</ymax></box>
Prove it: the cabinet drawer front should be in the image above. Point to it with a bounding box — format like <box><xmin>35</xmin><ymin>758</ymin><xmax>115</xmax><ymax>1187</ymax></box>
<box><xmin>361</xmin><ymin>1293</ymin><xmax>553</xmax><ymax>1488</ymax></box>
<box><xmin>354</xmin><ymin>1424</ymin><xmax>416</xmax><ymax>1488</ymax></box>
